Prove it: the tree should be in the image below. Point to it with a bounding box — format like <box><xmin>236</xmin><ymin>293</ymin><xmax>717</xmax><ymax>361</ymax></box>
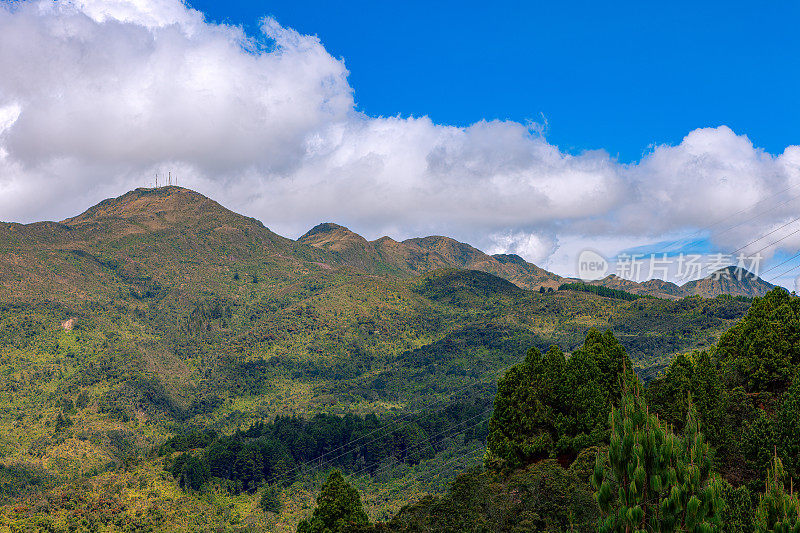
<box><xmin>719</xmin><ymin>481</ymin><xmax>754</xmax><ymax>533</ymax></box>
<box><xmin>754</xmin><ymin>454</ymin><xmax>800</xmax><ymax>532</ymax></box>
<box><xmin>179</xmin><ymin>455</ymin><xmax>210</xmax><ymax>491</ymax></box>
<box><xmin>297</xmin><ymin>470</ymin><xmax>369</xmax><ymax>533</ymax></box>
<box><xmin>647</xmin><ymin>352</ymin><xmax>726</xmax><ymax>447</ymax></box>
<box><xmin>485</xmin><ymin>329</ymin><xmax>634</xmax><ymax>472</ymax></box>
<box><xmin>716</xmin><ymin>288</ymin><xmax>800</xmax><ymax>393</ymax></box>
<box><xmin>776</xmin><ymin>377</ymin><xmax>800</xmax><ymax>481</ymax></box>
<box><xmin>592</xmin><ymin>387</ymin><xmax>723</xmax><ymax>532</ymax></box>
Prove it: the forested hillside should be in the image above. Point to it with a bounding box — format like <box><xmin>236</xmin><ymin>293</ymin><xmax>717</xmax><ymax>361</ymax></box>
<box><xmin>0</xmin><ymin>187</ymin><xmax>781</xmax><ymax>531</ymax></box>
<box><xmin>345</xmin><ymin>288</ymin><xmax>800</xmax><ymax>532</ymax></box>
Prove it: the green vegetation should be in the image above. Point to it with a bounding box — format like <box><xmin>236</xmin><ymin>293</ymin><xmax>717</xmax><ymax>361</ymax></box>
<box><xmin>366</xmin><ymin>455</ymin><xmax>600</xmax><ymax>532</ymax></box>
<box><xmin>161</xmin><ymin>402</ymin><xmax>489</xmax><ymax>494</ymax></box>
<box><xmin>485</xmin><ymin>329</ymin><xmax>632</xmax><ymax>472</ymax></box>
<box><xmin>356</xmin><ymin>288</ymin><xmax>797</xmax><ymax>532</ymax></box>
<box><xmin>717</xmin><ymin>287</ymin><xmax>799</xmax><ymax>392</ymax></box>
<box><xmin>755</xmin><ymin>455</ymin><xmax>800</xmax><ymax>532</ymax></box>
<box><xmin>593</xmin><ymin>390</ymin><xmax>723</xmax><ymax>531</ymax></box>
<box><xmin>559</xmin><ymin>282</ymin><xmax>650</xmax><ymax>301</ymax></box>
<box><xmin>1</xmin><ymin>187</ymin><xmax>793</xmax><ymax>531</ymax></box>
<box><xmin>647</xmin><ymin>289</ymin><xmax>800</xmax><ymax>489</ymax></box>
<box><xmin>297</xmin><ymin>470</ymin><xmax>369</xmax><ymax>533</ymax></box>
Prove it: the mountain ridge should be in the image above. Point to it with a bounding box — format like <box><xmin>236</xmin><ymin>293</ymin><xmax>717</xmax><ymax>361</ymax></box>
<box><xmin>0</xmin><ymin>186</ymin><xmax>777</xmax><ymax>299</ymax></box>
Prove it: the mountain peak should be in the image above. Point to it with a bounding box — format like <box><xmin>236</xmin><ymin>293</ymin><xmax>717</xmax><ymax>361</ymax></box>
<box><xmin>64</xmin><ymin>186</ymin><xmax>234</xmax><ymax>228</ymax></box>
<box><xmin>403</xmin><ymin>235</ymin><xmax>485</xmax><ymax>267</ymax></box>
<box><xmin>587</xmin><ymin>265</ymin><xmax>775</xmax><ymax>299</ymax></box>
<box><xmin>298</xmin><ymin>222</ymin><xmax>369</xmax><ymax>250</ymax></box>
<box><xmin>56</xmin><ymin>186</ymin><xmax>290</xmax><ymax>254</ymax></box>
<box><xmin>706</xmin><ymin>265</ymin><xmax>756</xmax><ymax>278</ymax></box>
<box><xmin>681</xmin><ymin>265</ymin><xmax>774</xmax><ymax>298</ymax></box>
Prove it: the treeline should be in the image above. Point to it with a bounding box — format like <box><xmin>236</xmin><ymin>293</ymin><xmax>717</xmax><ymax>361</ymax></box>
<box><xmin>558</xmin><ymin>282</ymin><xmax>648</xmax><ymax>301</ymax></box>
<box><xmin>162</xmin><ymin>399</ymin><xmax>490</xmax><ymax>492</ymax></box>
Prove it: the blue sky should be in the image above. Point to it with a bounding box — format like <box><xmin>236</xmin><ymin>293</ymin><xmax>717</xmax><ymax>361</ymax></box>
<box><xmin>2</xmin><ymin>0</ymin><xmax>800</xmax><ymax>289</ymax></box>
<box><xmin>189</xmin><ymin>0</ymin><xmax>800</xmax><ymax>162</ymax></box>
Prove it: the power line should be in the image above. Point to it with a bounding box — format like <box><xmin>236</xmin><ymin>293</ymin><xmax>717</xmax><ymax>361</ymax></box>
<box><xmin>700</xmin><ymin>183</ymin><xmax>800</xmax><ymax>231</ymax></box>
<box><xmin>714</xmin><ymin>190</ymin><xmax>800</xmax><ymax>240</ymax></box>
<box><xmin>730</xmin><ymin>215</ymin><xmax>800</xmax><ymax>256</ymax></box>
<box><xmin>344</xmin><ymin>409</ymin><xmax>492</xmax><ymax>483</ymax></box>
<box><xmin>768</xmin><ymin>261</ymin><xmax>800</xmax><ymax>283</ymax></box>
<box><xmin>748</xmin><ymin>226</ymin><xmax>800</xmax><ymax>258</ymax></box>
<box><xmin>654</xmin><ymin>183</ymin><xmax>800</xmax><ymax>255</ymax></box>
<box><xmin>364</xmin><ymin>445</ymin><xmax>486</xmax><ymax>503</ymax></box>
<box><xmin>760</xmin><ymin>251</ymin><xmax>800</xmax><ymax>276</ymax></box>
<box><xmin>262</xmin><ymin>373</ymin><xmax>500</xmax><ymax>485</ymax></box>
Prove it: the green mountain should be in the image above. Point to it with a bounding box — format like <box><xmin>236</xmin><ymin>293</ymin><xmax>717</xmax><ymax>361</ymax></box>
<box><xmin>681</xmin><ymin>265</ymin><xmax>776</xmax><ymax>297</ymax></box>
<box><xmin>0</xmin><ymin>186</ymin><xmax>757</xmax><ymax>531</ymax></box>
<box><xmin>297</xmin><ymin>222</ymin><xmax>564</xmax><ymax>289</ymax></box>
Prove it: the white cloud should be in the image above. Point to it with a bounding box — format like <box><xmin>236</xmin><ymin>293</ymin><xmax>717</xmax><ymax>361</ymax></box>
<box><xmin>487</xmin><ymin>230</ymin><xmax>557</xmax><ymax>265</ymax></box>
<box><xmin>55</xmin><ymin>0</ymin><xmax>204</xmax><ymax>29</ymax></box>
<box><xmin>1</xmin><ymin>0</ymin><xmax>800</xmax><ymax>286</ymax></box>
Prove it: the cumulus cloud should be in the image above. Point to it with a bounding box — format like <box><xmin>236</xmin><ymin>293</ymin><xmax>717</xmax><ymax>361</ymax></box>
<box><xmin>1</xmin><ymin>0</ymin><xmax>800</xmax><ymax>285</ymax></box>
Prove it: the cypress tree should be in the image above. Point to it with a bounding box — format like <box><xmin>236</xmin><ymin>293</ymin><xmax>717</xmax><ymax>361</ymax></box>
<box><xmin>485</xmin><ymin>329</ymin><xmax>633</xmax><ymax>472</ymax></box>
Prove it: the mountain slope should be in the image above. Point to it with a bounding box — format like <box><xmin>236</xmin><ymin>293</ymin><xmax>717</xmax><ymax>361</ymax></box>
<box><xmin>682</xmin><ymin>266</ymin><xmax>775</xmax><ymax>297</ymax></box>
<box><xmin>588</xmin><ymin>275</ymin><xmax>686</xmax><ymax>299</ymax></box>
<box><xmin>1</xmin><ymin>187</ymin><xmax>774</xmax><ymax>306</ymax></box>
<box><xmin>0</xmin><ymin>187</ymin><xmax>336</xmax><ymax>302</ymax></box>
<box><xmin>297</xmin><ymin>224</ymin><xmax>776</xmax><ymax>299</ymax></box>
<box><xmin>297</xmin><ymin>225</ymin><xmax>565</xmax><ymax>289</ymax></box>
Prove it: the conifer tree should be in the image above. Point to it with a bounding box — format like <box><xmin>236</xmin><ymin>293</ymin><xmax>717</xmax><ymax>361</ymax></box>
<box><xmin>297</xmin><ymin>470</ymin><xmax>369</xmax><ymax>533</ymax></box>
<box><xmin>754</xmin><ymin>454</ymin><xmax>800</xmax><ymax>533</ymax></box>
<box><xmin>592</xmin><ymin>386</ymin><xmax>723</xmax><ymax>532</ymax></box>
<box><xmin>485</xmin><ymin>329</ymin><xmax>633</xmax><ymax>472</ymax></box>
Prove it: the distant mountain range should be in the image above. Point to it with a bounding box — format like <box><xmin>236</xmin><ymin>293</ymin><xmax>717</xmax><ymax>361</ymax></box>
<box><xmin>0</xmin><ymin>186</ymin><xmax>775</xmax><ymax>301</ymax></box>
<box><xmin>295</xmin><ymin>221</ymin><xmax>775</xmax><ymax>300</ymax></box>
<box><xmin>585</xmin><ymin>266</ymin><xmax>775</xmax><ymax>299</ymax></box>
<box><xmin>297</xmin><ymin>222</ymin><xmax>561</xmax><ymax>290</ymax></box>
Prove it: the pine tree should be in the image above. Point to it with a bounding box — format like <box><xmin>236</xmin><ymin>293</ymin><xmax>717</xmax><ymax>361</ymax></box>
<box><xmin>754</xmin><ymin>454</ymin><xmax>800</xmax><ymax>533</ymax></box>
<box><xmin>485</xmin><ymin>329</ymin><xmax>633</xmax><ymax>472</ymax></box>
<box><xmin>592</xmin><ymin>386</ymin><xmax>723</xmax><ymax>532</ymax></box>
<box><xmin>297</xmin><ymin>470</ymin><xmax>369</xmax><ymax>533</ymax></box>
